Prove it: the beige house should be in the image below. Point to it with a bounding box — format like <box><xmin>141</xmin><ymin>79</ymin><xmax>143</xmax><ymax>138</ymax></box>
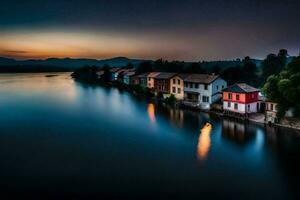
<box><xmin>265</xmin><ymin>101</ymin><xmax>278</xmax><ymax>123</ymax></box>
<box><xmin>147</xmin><ymin>72</ymin><xmax>160</xmax><ymax>89</ymax></box>
<box><xmin>170</xmin><ymin>74</ymin><xmax>189</xmax><ymax>100</ymax></box>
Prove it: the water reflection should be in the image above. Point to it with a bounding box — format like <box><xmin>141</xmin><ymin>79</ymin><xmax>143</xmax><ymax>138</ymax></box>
<box><xmin>153</xmin><ymin>104</ymin><xmax>210</xmax><ymax>132</ymax></box>
<box><xmin>197</xmin><ymin>123</ymin><xmax>213</xmax><ymax>160</ymax></box>
<box><xmin>169</xmin><ymin>108</ymin><xmax>184</xmax><ymax>128</ymax></box>
<box><xmin>0</xmin><ymin>73</ymin><xmax>300</xmax><ymax>199</ymax></box>
<box><xmin>221</xmin><ymin>119</ymin><xmax>256</xmax><ymax>145</ymax></box>
<box><xmin>147</xmin><ymin>103</ymin><xmax>156</xmax><ymax>123</ymax></box>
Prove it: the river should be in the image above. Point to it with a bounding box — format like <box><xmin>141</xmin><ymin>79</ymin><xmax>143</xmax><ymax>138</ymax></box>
<box><xmin>0</xmin><ymin>73</ymin><xmax>299</xmax><ymax>199</ymax></box>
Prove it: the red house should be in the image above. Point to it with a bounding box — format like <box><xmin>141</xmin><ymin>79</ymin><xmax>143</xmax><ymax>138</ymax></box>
<box><xmin>223</xmin><ymin>83</ymin><xmax>260</xmax><ymax>114</ymax></box>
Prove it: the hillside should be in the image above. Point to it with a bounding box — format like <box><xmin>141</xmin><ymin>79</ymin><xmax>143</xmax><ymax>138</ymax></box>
<box><xmin>0</xmin><ymin>57</ymin><xmax>145</xmax><ymax>72</ymax></box>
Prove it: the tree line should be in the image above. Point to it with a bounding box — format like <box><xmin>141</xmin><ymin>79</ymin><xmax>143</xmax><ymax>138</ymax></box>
<box><xmin>72</xmin><ymin>49</ymin><xmax>300</xmax><ymax>118</ymax></box>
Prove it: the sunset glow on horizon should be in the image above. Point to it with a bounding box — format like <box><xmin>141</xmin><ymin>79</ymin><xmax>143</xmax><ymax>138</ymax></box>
<box><xmin>0</xmin><ymin>30</ymin><xmax>159</xmax><ymax>60</ymax></box>
<box><xmin>0</xmin><ymin>0</ymin><xmax>299</xmax><ymax>61</ymax></box>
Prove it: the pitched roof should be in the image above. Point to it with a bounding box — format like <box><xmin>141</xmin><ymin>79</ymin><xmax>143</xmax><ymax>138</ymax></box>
<box><xmin>223</xmin><ymin>83</ymin><xmax>260</xmax><ymax>93</ymax></box>
<box><xmin>148</xmin><ymin>72</ymin><xmax>161</xmax><ymax>78</ymax></box>
<box><xmin>124</xmin><ymin>70</ymin><xmax>136</xmax><ymax>76</ymax></box>
<box><xmin>174</xmin><ymin>73</ymin><xmax>191</xmax><ymax>80</ymax></box>
<box><xmin>110</xmin><ymin>68</ymin><xmax>121</xmax><ymax>73</ymax></box>
<box><xmin>137</xmin><ymin>73</ymin><xmax>149</xmax><ymax>78</ymax></box>
<box><xmin>117</xmin><ymin>69</ymin><xmax>131</xmax><ymax>75</ymax></box>
<box><xmin>154</xmin><ymin>72</ymin><xmax>177</xmax><ymax>80</ymax></box>
<box><xmin>183</xmin><ymin>74</ymin><xmax>220</xmax><ymax>84</ymax></box>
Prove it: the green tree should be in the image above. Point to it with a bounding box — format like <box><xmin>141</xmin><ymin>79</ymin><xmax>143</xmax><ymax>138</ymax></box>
<box><xmin>221</xmin><ymin>56</ymin><xmax>258</xmax><ymax>86</ymax></box>
<box><xmin>125</xmin><ymin>62</ymin><xmax>134</xmax><ymax>69</ymax></box>
<box><xmin>261</xmin><ymin>49</ymin><xmax>288</xmax><ymax>83</ymax></box>
<box><xmin>242</xmin><ymin>56</ymin><xmax>258</xmax><ymax>86</ymax></box>
<box><xmin>165</xmin><ymin>94</ymin><xmax>176</xmax><ymax>105</ymax></box>
<box><xmin>102</xmin><ymin>64</ymin><xmax>111</xmax><ymax>83</ymax></box>
<box><xmin>185</xmin><ymin>62</ymin><xmax>206</xmax><ymax>74</ymax></box>
<box><xmin>136</xmin><ymin>61</ymin><xmax>153</xmax><ymax>73</ymax></box>
<box><xmin>263</xmin><ymin>55</ymin><xmax>300</xmax><ymax>118</ymax></box>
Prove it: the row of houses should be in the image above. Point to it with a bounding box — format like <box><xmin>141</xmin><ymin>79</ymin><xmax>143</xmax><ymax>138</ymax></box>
<box><xmin>101</xmin><ymin>68</ymin><xmax>227</xmax><ymax>110</ymax></box>
<box><xmin>98</xmin><ymin>68</ymin><xmax>278</xmax><ymax>123</ymax></box>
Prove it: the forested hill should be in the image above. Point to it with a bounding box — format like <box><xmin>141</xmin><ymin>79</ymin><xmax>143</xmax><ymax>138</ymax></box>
<box><xmin>0</xmin><ymin>57</ymin><xmax>145</xmax><ymax>72</ymax></box>
<box><xmin>2</xmin><ymin>56</ymin><xmax>295</xmax><ymax>73</ymax></box>
<box><xmin>200</xmin><ymin>59</ymin><xmax>262</xmax><ymax>70</ymax></box>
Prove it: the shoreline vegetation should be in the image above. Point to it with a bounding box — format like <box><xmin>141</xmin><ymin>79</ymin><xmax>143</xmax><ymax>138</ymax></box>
<box><xmin>70</xmin><ymin>52</ymin><xmax>300</xmax><ymax>131</ymax></box>
<box><xmin>71</xmin><ymin>70</ymin><xmax>300</xmax><ymax>132</ymax></box>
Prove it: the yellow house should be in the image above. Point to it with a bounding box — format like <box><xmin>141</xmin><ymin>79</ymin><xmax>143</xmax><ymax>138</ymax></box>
<box><xmin>170</xmin><ymin>74</ymin><xmax>189</xmax><ymax>100</ymax></box>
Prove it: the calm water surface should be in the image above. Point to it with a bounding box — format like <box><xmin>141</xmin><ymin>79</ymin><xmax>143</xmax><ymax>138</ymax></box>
<box><xmin>0</xmin><ymin>73</ymin><xmax>299</xmax><ymax>199</ymax></box>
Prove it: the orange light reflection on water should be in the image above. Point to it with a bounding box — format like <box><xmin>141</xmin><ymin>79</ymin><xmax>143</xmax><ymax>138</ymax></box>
<box><xmin>197</xmin><ymin>123</ymin><xmax>213</xmax><ymax>161</ymax></box>
<box><xmin>147</xmin><ymin>103</ymin><xmax>156</xmax><ymax>123</ymax></box>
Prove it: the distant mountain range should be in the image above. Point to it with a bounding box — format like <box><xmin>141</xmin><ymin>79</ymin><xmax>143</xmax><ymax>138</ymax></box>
<box><xmin>0</xmin><ymin>56</ymin><xmax>295</xmax><ymax>73</ymax></box>
<box><xmin>0</xmin><ymin>57</ymin><xmax>144</xmax><ymax>71</ymax></box>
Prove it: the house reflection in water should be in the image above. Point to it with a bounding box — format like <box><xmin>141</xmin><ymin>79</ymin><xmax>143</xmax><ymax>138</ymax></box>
<box><xmin>147</xmin><ymin>103</ymin><xmax>156</xmax><ymax>123</ymax></box>
<box><xmin>221</xmin><ymin>119</ymin><xmax>256</xmax><ymax>145</ymax></box>
<box><xmin>154</xmin><ymin>104</ymin><xmax>186</xmax><ymax>129</ymax></box>
<box><xmin>169</xmin><ymin>109</ymin><xmax>184</xmax><ymax>128</ymax></box>
<box><xmin>197</xmin><ymin>123</ymin><xmax>213</xmax><ymax>161</ymax></box>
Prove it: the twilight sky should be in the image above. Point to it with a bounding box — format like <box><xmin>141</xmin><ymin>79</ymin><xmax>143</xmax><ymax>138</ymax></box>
<box><xmin>0</xmin><ymin>0</ymin><xmax>299</xmax><ymax>61</ymax></box>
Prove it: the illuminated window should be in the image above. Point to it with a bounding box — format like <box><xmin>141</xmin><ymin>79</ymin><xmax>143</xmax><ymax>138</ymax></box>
<box><xmin>236</xmin><ymin>94</ymin><xmax>240</xmax><ymax>100</ymax></box>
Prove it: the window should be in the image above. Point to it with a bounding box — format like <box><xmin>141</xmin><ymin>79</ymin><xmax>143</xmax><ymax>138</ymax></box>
<box><xmin>228</xmin><ymin>102</ymin><xmax>231</xmax><ymax>107</ymax></box>
<box><xmin>217</xmin><ymin>85</ymin><xmax>219</xmax><ymax>90</ymax></box>
<box><xmin>173</xmin><ymin>79</ymin><xmax>176</xmax><ymax>84</ymax></box>
<box><xmin>178</xmin><ymin>88</ymin><xmax>181</xmax><ymax>94</ymax></box>
<box><xmin>204</xmin><ymin>84</ymin><xmax>208</xmax><ymax>90</ymax></box>
<box><xmin>234</xmin><ymin>103</ymin><xmax>238</xmax><ymax>110</ymax></box>
<box><xmin>172</xmin><ymin>87</ymin><xmax>176</xmax><ymax>93</ymax></box>
<box><xmin>236</xmin><ymin>94</ymin><xmax>240</xmax><ymax>101</ymax></box>
<box><xmin>270</xmin><ymin>104</ymin><xmax>274</xmax><ymax>111</ymax></box>
<box><xmin>222</xmin><ymin>85</ymin><xmax>224</xmax><ymax>89</ymax></box>
<box><xmin>178</xmin><ymin>79</ymin><xmax>180</xmax><ymax>84</ymax></box>
<box><xmin>184</xmin><ymin>82</ymin><xmax>188</xmax><ymax>87</ymax></box>
<box><xmin>190</xmin><ymin>83</ymin><xmax>193</xmax><ymax>88</ymax></box>
<box><xmin>202</xmin><ymin>96</ymin><xmax>209</xmax><ymax>103</ymax></box>
<box><xmin>148</xmin><ymin>77</ymin><xmax>151</xmax><ymax>81</ymax></box>
<box><xmin>195</xmin><ymin>83</ymin><xmax>199</xmax><ymax>88</ymax></box>
<box><xmin>228</xmin><ymin>93</ymin><xmax>232</xmax><ymax>100</ymax></box>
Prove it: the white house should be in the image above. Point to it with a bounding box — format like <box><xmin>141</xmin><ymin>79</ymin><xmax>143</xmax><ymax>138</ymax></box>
<box><xmin>223</xmin><ymin>83</ymin><xmax>260</xmax><ymax>115</ymax></box>
<box><xmin>183</xmin><ymin>74</ymin><xmax>227</xmax><ymax>109</ymax></box>
<box><xmin>110</xmin><ymin>68</ymin><xmax>121</xmax><ymax>81</ymax></box>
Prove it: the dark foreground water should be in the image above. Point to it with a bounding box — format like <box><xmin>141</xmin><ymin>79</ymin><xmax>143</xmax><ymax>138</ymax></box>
<box><xmin>0</xmin><ymin>73</ymin><xmax>299</xmax><ymax>199</ymax></box>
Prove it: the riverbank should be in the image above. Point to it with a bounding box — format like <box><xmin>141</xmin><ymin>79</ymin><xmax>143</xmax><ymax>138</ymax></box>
<box><xmin>72</xmin><ymin>75</ymin><xmax>300</xmax><ymax>132</ymax></box>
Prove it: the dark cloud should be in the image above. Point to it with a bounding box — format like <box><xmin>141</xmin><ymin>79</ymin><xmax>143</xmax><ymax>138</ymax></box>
<box><xmin>0</xmin><ymin>0</ymin><xmax>299</xmax><ymax>60</ymax></box>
